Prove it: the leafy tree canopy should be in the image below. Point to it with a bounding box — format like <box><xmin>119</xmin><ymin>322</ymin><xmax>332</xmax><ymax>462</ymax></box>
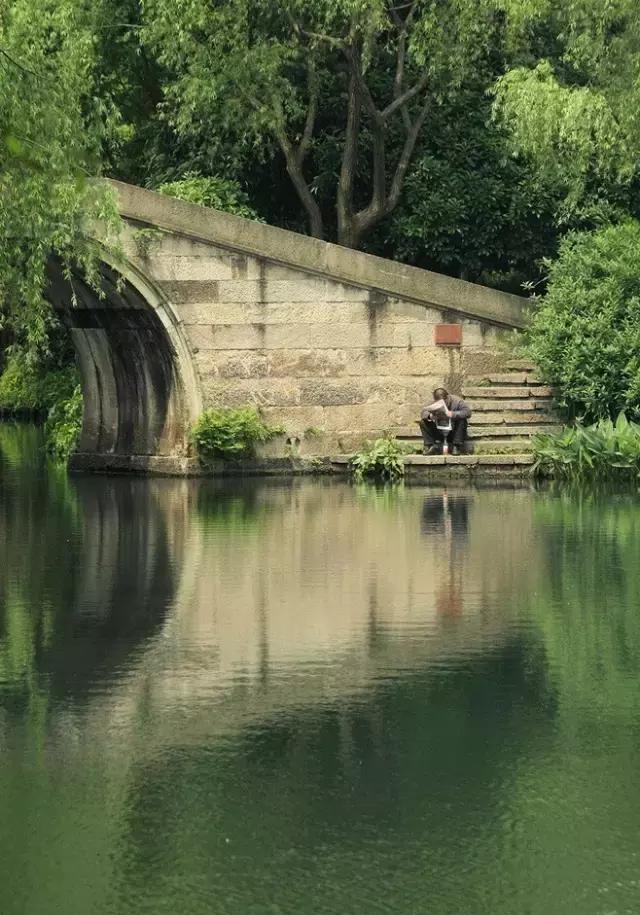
<box><xmin>141</xmin><ymin>0</ymin><xmax>506</xmax><ymax>247</ymax></box>
<box><xmin>0</xmin><ymin>0</ymin><xmax>117</xmax><ymax>355</ymax></box>
<box><xmin>493</xmin><ymin>0</ymin><xmax>640</xmax><ymax>215</ymax></box>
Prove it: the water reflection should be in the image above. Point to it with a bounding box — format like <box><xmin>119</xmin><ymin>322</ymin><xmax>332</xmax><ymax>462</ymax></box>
<box><xmin>1</xmin><ymin>426</ymin><xmax>640</xmax><ymax>915</ymax></box>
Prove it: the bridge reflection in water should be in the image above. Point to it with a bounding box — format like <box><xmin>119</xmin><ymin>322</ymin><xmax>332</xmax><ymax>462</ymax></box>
<box><xmin>2</xmin><ymin>461</ymin><xmax>541</xmax><ymax>742</ymax></box>
<box><xmin>0</xmin><ymin>431</ymin><xmax>556</xmax><ymax>915</ymax></box>
<box><xmin>3</xmin><ymin>430</ymin><xmax>640</xmax><ymax>915</ymax></box>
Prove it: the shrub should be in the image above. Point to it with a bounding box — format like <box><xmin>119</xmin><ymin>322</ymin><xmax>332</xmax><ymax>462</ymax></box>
<box><xmin>0</xmin><ymin>355</ymin><xmax>79</xmax><ymax>414</ymax></box>
<box><xmin>44</xmin><ymin>385</ymin><xmax>83</xmax><ymax>461</ymax></box>
<box><xmin>350</xmin><ymin>437</ymin><xmax>405</xmax><ymax>483</ymax></box>
<box><xmin>532</xmin><ymin>413</ymin><xmax>640</xmax><ymax>481</ymax></box>
<box><xmin>191</xmin><ymin>407</ymin><xmax>282</xmax><ymax>463</ymax></box>
<box><xmin>156</xmin><ymin>174</ymin><xmax>262</xmax><ymax>221</ymax></box>
<box><xmin>526</xmin><ymin>220</ymin><xmax>640</xmax><ymax>422</ymax></box>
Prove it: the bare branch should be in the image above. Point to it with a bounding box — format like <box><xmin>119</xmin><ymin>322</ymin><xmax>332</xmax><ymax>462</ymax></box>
<box><xmin>0</xmin><ymin>47</ymin><xmax>37</xmax><ymax>77</ymax></box>
<box><xmin>271</xmin><ymin>94</ymin><xmax>324</xmax><ymax>239</ymax></box>
<box><xmin>294</xmin><ymin>25</ymin><xmax>346</xmax><ymax>50</ymax></box>
<box><xmin>387</xmin><ymin>97</ymin><xmax>429</xmax><ymax>210</ymax></box>
<box><xmin>387</xmin><ymin>1</ymin><xmax>418</xmax><ymax>13</ymax></box>
<box><xmin>337</xmin><ymin>58</ymin><xmax>362</xmax><ymax>246</ymax></box>
<box><xmin>382</xmin><ymin>70</ymin><xmax>428</xmax><ymax>121</ymax></box>
<box><xmin>392</xmin><ymin>20</ymin><xmax>407</xmax><ymax>95</ymax></box>
<box><xmin>350</xmin><ymin>57</ymin><xmax>380</xmax><ymax>119</ymax></box>
<box><xmin>387</xmin><ymin>0</ymin><xmax>419</xmax><ymax>29</ymax></box>
<box><xmin>297</xmin><ymin>58</ymin><xmax>319</xmax><ymax>166</ymax></box>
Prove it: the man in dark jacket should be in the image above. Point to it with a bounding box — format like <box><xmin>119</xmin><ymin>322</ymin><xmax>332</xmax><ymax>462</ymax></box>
<box><xmin>419</xmin><ymin>387</ymin><xmax>472</xmax><ymax>455</ymax></box>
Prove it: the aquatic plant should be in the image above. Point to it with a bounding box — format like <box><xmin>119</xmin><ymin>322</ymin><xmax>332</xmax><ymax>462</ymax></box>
<box><xmin>350</xmin><ymin>436</ymin><xmax>405</xmax><ymax>483</ymax></box>
<box><xmin>191</xmin><ymin>407</ymin><xmax>282</xmax><ymax>463</ymax></box>
<box><xmin>532</xmin><ymin>414</ymin><xmax>640</xmax><ymax>481</ymax></box>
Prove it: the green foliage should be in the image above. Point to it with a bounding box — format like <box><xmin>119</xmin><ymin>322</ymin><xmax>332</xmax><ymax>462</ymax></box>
<box><xmin>190</xmin><ymin>408</ymin><xmax>283</xmax><ymax>463</ymax></box>
<box><xmin>157</xmin><ymin>174</ymin><xmax>262</xmax><ymax>221</ymax></box>
<box><xmin>350</xmin><ymin>437</ymin><xmax>405</xmax><ymax>483</ymax></box>
<box><xmin>381</xmin><ymin>89</ymin><xmax>558</xmax><ymax>287</ymax></box>
<box><xmin>532</xmin><ymin>414</ymin><xmax>640</xmax><ymax>481</ymax></box>
<box><xmin>526</xmin><ymin>220</ymin><xmax>640</xmax><ymax>420</ymax></box>
<box><xmin>44</xmin><ymin>385</ymin><xmax>83</xmax><ymax>461</ymax></box>
<box><xmin>0</xmin><ymin>0</ymin><xmax>119</xmax><ymax>355</ymax></box>
<box><xmin>493</xmin><ymin>2</ymin><xmax>640</xmax><ymax>219</ymax></box>
<box><xmin>0</xmin><ymin>354</ymin><xmax>79</xmax><ymax>414</ymax></box>
<box><xmin>140</xmin><ymin>0</ymin><xmax>505</xmax><ymax>247</ymax></box>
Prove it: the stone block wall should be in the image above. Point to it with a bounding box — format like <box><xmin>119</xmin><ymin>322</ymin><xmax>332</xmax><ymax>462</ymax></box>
<box><xmin>125</xmin><ymin>225</ymin><xmax>515</xmax><ymax>456</ymax></box>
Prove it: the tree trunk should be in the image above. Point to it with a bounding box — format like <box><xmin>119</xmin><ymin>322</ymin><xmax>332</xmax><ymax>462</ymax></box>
<box><xmin>280</xmin><ymin>143</ymin><xmax>324</xmax><ymax>239</ymax></box>
<box><xmin>337</xmin><ymin>63</ymin><xmax>361</xmax><ymax>247</ymax></box>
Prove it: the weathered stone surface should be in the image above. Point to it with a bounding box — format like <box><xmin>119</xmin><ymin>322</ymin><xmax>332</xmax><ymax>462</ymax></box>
<box><xmin>405</xmin><ymin>454</ymin><xmax>446</xmax><ymax>465</ymax></box>
<box><xmin>465</xmin><ymin>386</ymin><xmax>534</xmax><ymax>398</ymax></box>
<box><xmin>186</xmin><ymin>321</ymin><xmax>449</xmax><ymax>351</ymax></box>
<box><xmin>112</xmin><ymin>180</ymin><xmax>528</xmax><ymax>328</ymax></box>
<box><xmin>466</xmin><ymin>411</ymin><xmax>559</xmax><ymax>425</ymax></box>
<box><xmin>443</xmin><ymin>455</ymin><xmax>479</xmax><ymax>465</ymax></box>
<box><xmin>194</xmin><ymin>347</ymin><xmax>457</xmax><ymax>380</ymax></box>
<box><xmin>216</xmin><ymin>278</ymin><xmax>328</xmax><ymax>304</ymax></box>
<box><xmin>477</xmin><ymin>454</ymin><xmax>534</xmax><ymax>465</ymax></box>
<box><xmin>177</xmin><ymin>301</ymin><xmax>440</xmax><ymax>326</ymax></box>
<box><xmin>469</xmin><ymin>424</ymin><xmax>554</xmax><ymax>437</ymax></box>
<box><xmin>66</xmin><ymin>180</ymin><xmax>533</xmax><ymax>473</ymax></box>
<box><xmin>143</xmin><ymin>255</ymin><xmax>252</xmax><ymax>282</ymax></box>
<box><xmin>468</xmin><ymin>399</ymin><xmax>555</xmax><ymax>412</ymax></box>
<box><xmin>468</xmin><ymin>372</ymin><xmax>527</xmax><ymax>384</ymax></box>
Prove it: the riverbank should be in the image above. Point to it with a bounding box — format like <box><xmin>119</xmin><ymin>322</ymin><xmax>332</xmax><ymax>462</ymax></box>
<box><xmin>68</xmin><ymin>450</ymin><xmax>534</xmax><ymax>479</ymax></box>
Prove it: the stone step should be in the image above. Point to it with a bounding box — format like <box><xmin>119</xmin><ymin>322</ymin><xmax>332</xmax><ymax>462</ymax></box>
<box><xmin>466</xmin><ymin>411</ymin><xmax>561</xmax><ymax>426</ymax></box>
<box><xmin>404</xmin><ymin>453</ymin><xmax>534</xmax><ymax>467</ymax></box>
<box><xmin>396</xmin><ymin>424</ymin><xmax>556</xmax><ymax>442</ymax></box>
<box><xmin>464</xmin><ymin>385</ymin><xmax>553</xmax><ymax>399</ymax></box>
<box><xmin>467</xmin><ymin>399</ymin><xmax>556</xmax><ymax>413</ymax></box>
<box><xmin>474</xmin><ymin>439</ymin><xmax>534</xmax><ymax>453</ymax></box>
<box><xmin>467</xmin><ymin>372</ymin><xmax>526</xmax><ymax>385</ymax></box>
<box><xmin>504</xmin><ymin>358</ymin><xmax>538</xmax><ymax>372</ymax></box>
<box><xmin>404</xmin><ymin>441</ymin><xmax>535</xmax><ymax>454</ymax></box>
<box><xmin>469</xmin><ymin>424</ymin><xmax>558</xmax><ymax>438</ymax></box>
<box><xmin>333</xmin><ymin>453</ymin><xmax>535</xmax><ymax>467</ymax></box>
<box><xmin>467</xmin><ymin>372</ymin><xmax>544</xmax><ymax>385</ymax></box>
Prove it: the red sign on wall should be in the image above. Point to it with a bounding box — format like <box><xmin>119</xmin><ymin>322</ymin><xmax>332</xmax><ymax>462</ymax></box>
<box><xmin>434</xmin><ymin>324</ymin><xmax>462</xmax><ymax>346</ymax></box>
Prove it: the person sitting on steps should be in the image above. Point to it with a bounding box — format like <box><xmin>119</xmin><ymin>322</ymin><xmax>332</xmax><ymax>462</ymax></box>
<box><xmin>419</xmin><ymin>387</ymin><xmax>472</xmax><ymax>456</ymax></box>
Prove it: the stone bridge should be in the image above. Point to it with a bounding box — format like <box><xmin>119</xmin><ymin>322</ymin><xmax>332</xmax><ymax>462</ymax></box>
<box><xmin>46</xmin><ymin>180</ymin><xmax>527</xmax><ymax>473</ymax></box>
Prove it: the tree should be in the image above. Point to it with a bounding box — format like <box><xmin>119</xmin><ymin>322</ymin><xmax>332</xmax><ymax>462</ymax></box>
<box><xmin>493</xmin><ymin>0</ymin><xmax>640</xmax><ymax>218</ymax></box>
<box><xmin>371</xmin><ymin>82</ymin><xmax>559</xmax><ymax>287</ymax></box>
<box><xmin>526</xmin><ymin>220</ymin><xmax>640</xmax><ymax>421</ymax></box>
<box><xmin>141</xmin><ymin>0</ymin><xmax>503</xmax><ymax>249</ymax></box>
<box><xmin>0</xmin><ymin>0</ymin><xmax>117</xmax><ymax>354</ymax></box>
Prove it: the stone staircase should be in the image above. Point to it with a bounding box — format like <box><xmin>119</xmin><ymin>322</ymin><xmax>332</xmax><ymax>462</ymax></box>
<box><xmin>397</xmin><ymin>358</ymin><xmax>563</xmax><ymax>454</ymax></box>
<box><xmin>464</xmin><ymin>358</ymin><xmax>563</xmax><ymax>453</ymax></box>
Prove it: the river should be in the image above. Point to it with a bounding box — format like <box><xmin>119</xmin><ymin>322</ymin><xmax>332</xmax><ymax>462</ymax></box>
<box><xmin>0</xmin><ymin>423</ymin><xmax>639</xmax><ymax>915</ymax></box>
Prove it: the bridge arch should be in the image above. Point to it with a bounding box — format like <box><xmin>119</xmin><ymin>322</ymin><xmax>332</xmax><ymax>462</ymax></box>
<box><xmin>46</xmin><ymin>249</ymin><xmax>202</xmax><ymax>471</ymax></box>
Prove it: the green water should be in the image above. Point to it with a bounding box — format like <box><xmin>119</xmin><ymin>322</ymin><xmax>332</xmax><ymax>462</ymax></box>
<box><xmin>1</xmin><ymin>423</ymin><xmax>639</xmax><ymax>915</ymax></box>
